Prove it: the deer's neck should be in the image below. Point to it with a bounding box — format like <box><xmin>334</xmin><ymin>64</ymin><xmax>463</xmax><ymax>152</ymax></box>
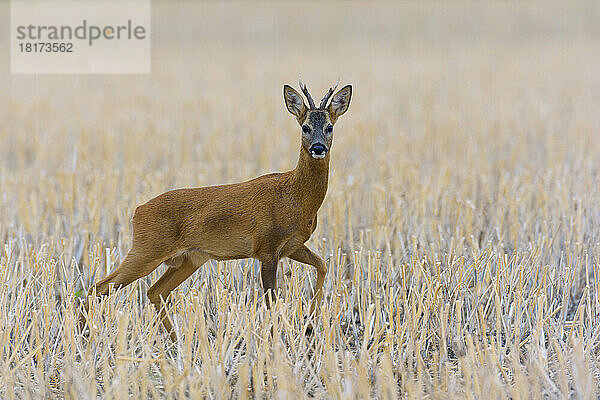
<box><xmin>290</xmin><ymin>147</ymin><xmax>330</xmax><ymax>216</ymax></box>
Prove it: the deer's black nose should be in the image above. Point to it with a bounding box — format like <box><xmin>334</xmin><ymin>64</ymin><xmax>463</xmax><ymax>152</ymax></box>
<box><xmin>309</xmin><ymin>143</ymin><xmax>328</xmax><ymax>158</ymax></box>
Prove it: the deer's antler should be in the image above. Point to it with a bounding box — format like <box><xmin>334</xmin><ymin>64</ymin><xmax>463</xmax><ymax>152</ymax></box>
<box><xmin>319</xmin><ymin>78</ymin><xmax>340</xmax><ymax>109</ymax></box>
<box><xmin>298</xmin><ymin>78</ymin><xmax>316</xmax><ymax>109</ymax></box>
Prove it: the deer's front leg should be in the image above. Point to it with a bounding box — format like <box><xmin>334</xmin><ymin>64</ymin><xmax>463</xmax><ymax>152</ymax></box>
<box><xmin>288</xmin><ymin>245</ymin><xmax>327</xmax><ymax>317</ymax></box>
<box><xmin>260</xmin><ymin>256</ymin><xmax>279</xmax><ymax>308</ymax></box>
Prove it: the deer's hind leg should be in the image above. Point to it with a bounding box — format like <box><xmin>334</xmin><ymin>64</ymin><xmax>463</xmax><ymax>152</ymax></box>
<box><xmin>91</xmin><ymin>249</ymin><xmax>165</xmax><ymax>297</ymax></box>
<box><xmin>147</xmin><ymin>253</ymin><xmax>209</xmax><ymax>342</ymax></box>
<box><xmin>80</xmin><ymin>246</ymin><xmax>170</xmax><ymax>329</ymax></box>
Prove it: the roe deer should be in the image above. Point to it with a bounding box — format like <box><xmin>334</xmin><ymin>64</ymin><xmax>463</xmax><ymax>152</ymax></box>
<box><xmin>82</xmin><ymin>81</ymin><xmax>352</xmax><ymax>341</ymax></box>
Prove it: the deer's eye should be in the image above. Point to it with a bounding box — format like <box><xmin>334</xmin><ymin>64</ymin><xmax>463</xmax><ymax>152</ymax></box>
<box><xmin>325</xmin><ymin>125</ymin><xmax>333</xmax><ymax>134</ymax></box>
<box><xmin>302</xmin><ymin>125</ymin><xmax>310</xmax><ymax>133</ymax></box>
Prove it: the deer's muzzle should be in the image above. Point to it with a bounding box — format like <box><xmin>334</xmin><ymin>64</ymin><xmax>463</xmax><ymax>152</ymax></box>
<box><xmin>309</xmin><ymin>143</ymin><xmax>328</xmax><ymax>159</ymax></box>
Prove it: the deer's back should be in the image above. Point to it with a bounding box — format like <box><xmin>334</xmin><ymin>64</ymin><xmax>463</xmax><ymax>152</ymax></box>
<box><xmin>130</xmin><ymin>171</ymin><xmax>310</xmax><ymax>261</ymax></box>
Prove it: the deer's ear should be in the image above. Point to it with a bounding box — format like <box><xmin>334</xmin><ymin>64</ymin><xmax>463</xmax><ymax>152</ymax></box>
<box><xmin>283</xmin><ymin>85</ymin><xmax>307</xmax><ymax>122</ymax></box>
<box><xmin>328</xmin><ymin>85</ymin><xmax>352</xmax><ymax>121</ymax></box>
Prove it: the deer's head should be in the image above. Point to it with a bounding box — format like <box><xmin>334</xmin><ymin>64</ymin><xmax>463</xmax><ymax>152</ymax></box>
<box><xmin>283</xmin><ymin>80</ymin><xmax>352</xmax><ymax>159</ymax></box>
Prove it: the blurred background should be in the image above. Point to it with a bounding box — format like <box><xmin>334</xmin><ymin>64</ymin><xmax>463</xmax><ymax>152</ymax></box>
<box><xmin>2</xmin><ymin>2</ymin><xmax>599</xmax><ymax>261</ymax></box>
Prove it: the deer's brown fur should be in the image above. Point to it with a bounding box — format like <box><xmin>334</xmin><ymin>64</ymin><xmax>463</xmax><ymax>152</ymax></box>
<box><xmin>83</xmin><ymin>82</ymin><xmax>352</xmax><ymax>341</ymax></box>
